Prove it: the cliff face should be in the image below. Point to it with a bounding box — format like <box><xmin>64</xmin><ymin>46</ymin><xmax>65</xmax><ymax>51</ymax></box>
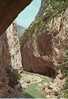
<box><xmin>20</xmin><ymin>0</ymin><xmax>68</xmax><ymax>77</ymax></box>
<box><xmin>0</xmin><ymin>24</ymin><xmax>23</xmax><ymax>97</ymax></box>
<box><xmin>6</xmin><ymin>23</ymin><xmax>22</xmax><ymax>72</ymax></box>
<box><xmin>0</xmin><ymin>33</ymin><xmax>10</xmax><ymax>67</ymax></box>
<box><xmin>0</xmin><ymin>0</ymin><xmax>68</xmax><ymax>98</ymax></box>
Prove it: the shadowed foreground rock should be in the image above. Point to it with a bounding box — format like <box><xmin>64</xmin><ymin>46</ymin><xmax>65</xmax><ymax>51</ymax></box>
<box><xmin>0</xmin><ymin>0</ymin><xmax>32</xmax><ymax>36</ymax></box>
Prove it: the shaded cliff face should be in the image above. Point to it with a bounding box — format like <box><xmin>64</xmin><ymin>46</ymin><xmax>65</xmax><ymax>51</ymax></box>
<box><xmin>22</xmin><ymin>38</ymin><xmax>56</xmax><ymax>78</ymax></box>
<box><xmin>0</xmin><ymin>33</ymin><xmax>10</xmax><ymax>67</ymax></box>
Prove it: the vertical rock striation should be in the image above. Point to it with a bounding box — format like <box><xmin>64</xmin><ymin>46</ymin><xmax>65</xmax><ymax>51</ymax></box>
<box><xmin>6</xmin><ymin>23</ymin><xmax>23</xmax><ymax>73</ymax></box>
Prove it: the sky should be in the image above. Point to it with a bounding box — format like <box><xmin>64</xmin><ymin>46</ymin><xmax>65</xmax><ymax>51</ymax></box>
<box><xmin>15</xmin><ymin>0</ymin><xmax>41</xmax><ymax>28</ymax></box>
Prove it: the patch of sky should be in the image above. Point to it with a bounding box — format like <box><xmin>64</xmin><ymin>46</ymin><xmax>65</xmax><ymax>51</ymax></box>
<box><xmin>15</xmin><ymin>0</ymin><xmax>41</xmax><ymax>28</ymax></box>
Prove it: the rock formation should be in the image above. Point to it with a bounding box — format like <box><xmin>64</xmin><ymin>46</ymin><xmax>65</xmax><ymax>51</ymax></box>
<box><xmin>6</xmin><ymin>23</ymin><xmax>23</xmax><ymax>73</ymax></box>
<box><xmin>0</xmin><ymin>20</ymin><xmax>27</xmax><ymax>97</ymax></box>
<box><xmin>0</xmin><ymin>0</ymin><xmax>68</xmax><ymax>97</ymax></box>
<box><xmin>22</xmin><ymin>32</ymin><xmax>57</xmax><ymax>78</ymax></box>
